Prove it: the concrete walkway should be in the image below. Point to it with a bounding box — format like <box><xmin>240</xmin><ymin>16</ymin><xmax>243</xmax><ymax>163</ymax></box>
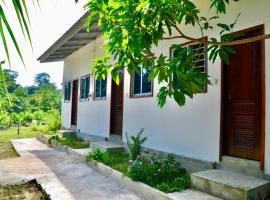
<box><xmin>0</xmin><ymin>138</ymin><xmax>142</xmax><ymax>200</ymax></box>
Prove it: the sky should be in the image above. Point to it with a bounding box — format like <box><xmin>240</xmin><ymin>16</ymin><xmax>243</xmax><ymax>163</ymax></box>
<box><xmin>1</xmin><ymin>0</ymin><xmax>88</xmax><ymax>88</ymax></box>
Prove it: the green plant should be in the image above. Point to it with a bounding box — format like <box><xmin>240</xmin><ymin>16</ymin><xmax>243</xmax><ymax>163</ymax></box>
<box><xmin>0</xmin><ymin>112</ymin><xmax>10</xmax><ymax>127</ymax></box>
<box><xmin>46</xmin><ymin>111</ymin><xmax>61</xmax><ymax>132</ymax></box>
<box><xmin>88</xmin><ymin>148</ymin><xmax>104</xmax><ymax>161</ymax></box>
<box><xmin>87</xmin><ymin>149</ymin><xmax>130</xmax><ymax>174</ymax></box>
<box><xmin>48</xmin><ymin>134</ymin><xmax>60</xmax><ymax>144</ymax></box>
<box><xmin>49</xmin><ymin>134</ymin><xmax>89</xmax><ymax>149</ymax></box>
<box><xmin>128</xmin><ymin>153</ymin><xmax>190</xmax><ymax>193</ymax></box>
<box><xmin>126</xmin><ymin>129</ymin><xmax>147</xmax><ymax>160</ymax></box>
<box><xmin>31</xmin><ymin>125</ymin><xmax>50</xmax><ymax>134</ymax></box>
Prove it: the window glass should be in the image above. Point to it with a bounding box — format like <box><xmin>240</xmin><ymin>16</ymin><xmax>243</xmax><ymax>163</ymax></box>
<box><xmin>80</xmin><ymin>75</ymin><xmax>90</xmax><ymax>100</ymax></box>
<box><xmin>131</xmin><ymin>65</ymin><xmax>152</xmax><ymax>97</ymax></box>
<box><xmin>142</xmin><ymin>68</ymin><xmax>152</xmax><ymax>94</ymax></box>
<box><xmin>133</xmin><ymin>72</ymin><xmax>141</xmax><ymax>95</ymax></box>
<box><xmin>64</xmin><ymin>81</ymin><xmax>71</xmax><ymax>101</ymax></box>
<box><xmin>96</xmin><ymin>78</ymin><xmax>101</xmax><ymax>98</ymax></box>
<box><xmin>95</xmin><ymin>76</ymin><xmax>107</xmax><ymax>100</ymax></box>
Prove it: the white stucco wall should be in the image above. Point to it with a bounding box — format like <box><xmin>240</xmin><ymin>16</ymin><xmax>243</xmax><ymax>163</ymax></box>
<box><xmin>61</xmin><ymin>0</ymin><xmax>270</xmax><ymax>173</ymax></box>
<box><xmin>62</xmin><ymin>36</ymin><xmax>111</xmax><ymax>138</ymax></box>
<box><xmin>122</xmin><ymin>0</ymin><xmax>270</xmax><ymax>171</ymax></box>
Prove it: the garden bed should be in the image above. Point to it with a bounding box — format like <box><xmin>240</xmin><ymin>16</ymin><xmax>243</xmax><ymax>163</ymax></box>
<box><xmin>87</xmin><ymin>149</ymin><xmax>190</xmax><ymax>193</ymax></box>
<box><xmin>0</xmin><ymin>180</ymin><xmax>50</xmax><ymax>200</ymax></box>
<box><xmin>37</xmin><ymin>133</ymin><xmax>190</xmax><ymax>200</ymax></box>
<box><xmin>48</xmin><ymin>134</ymin><xmax>89</xmax><ymax>149</ymax></box>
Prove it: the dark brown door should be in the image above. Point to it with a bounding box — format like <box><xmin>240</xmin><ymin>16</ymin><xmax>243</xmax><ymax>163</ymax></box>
<box><xmin>71</xmin><ymin>80</ymin><xmax>78</xmax><ymax>126</ymax></box>
<box><xmin>223</xmin><ymin>27</ymin><xmax>263</xmax><ymax>160</ymax></box>
<box><xmin>110</xmin><ymin>71</ymin><xmax>124</xmax><ymax>135</ymax></box>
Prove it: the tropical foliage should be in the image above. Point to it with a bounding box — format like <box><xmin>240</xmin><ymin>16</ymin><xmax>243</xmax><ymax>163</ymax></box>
<box><xmin>81</xmin><ymin>0</ymin><xmax>270</xmax><ymax>107</ymax></box>
<box><xmin>0</xmin><ymin>70</ymin><xmax>61</xmax><ymax>129</ymax></box>
<box><xmin>128</xmin><ymin>153</ymin><xmax>190</xmax><ymax>193</ymax></box>
<box><xmin>126</xmin><ymin>129</ymin><xmax>147</xmax><ymax>160</ymax></box>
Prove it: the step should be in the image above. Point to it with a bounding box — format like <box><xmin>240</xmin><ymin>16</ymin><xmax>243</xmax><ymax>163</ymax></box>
<box><xmin>168</xmin><ymin>189</ymin><xmax>222</xmax><ymax>200</ymax></box>
<box><xmin>90</xmin><ymin>141</ymin><xmax>124</xmax><ymax>153</ymax></box>
<box><xmin>191</xmin><ymin>170</ymin><xmax>270</xmax><ymax>200</ymax></box>
<box><xmin>59</xmin><ymin>130</ymin><xmax>76</xmax><ymax>138</ymax></box>
<box><xmin>217</xmin><ymin>156</ymin><xmax>267</xmax><ymax>179</ymax></box>
<box><xmin>110</xmin><ymin>134</ymin><xmax>122</xmax><ymax>145</ymax></box>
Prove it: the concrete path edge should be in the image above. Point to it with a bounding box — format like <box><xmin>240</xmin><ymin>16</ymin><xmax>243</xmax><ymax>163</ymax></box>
<box><xmin>36</xmin><ymin>133</ymin><xmax>174</xmax><ymax>200</ymax></box>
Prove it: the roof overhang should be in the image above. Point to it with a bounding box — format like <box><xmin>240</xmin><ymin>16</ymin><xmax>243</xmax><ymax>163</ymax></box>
<box><xmin>38</xmin><ymin>12</ymin><xmax>102</xmax><ymax>63</ymax></box>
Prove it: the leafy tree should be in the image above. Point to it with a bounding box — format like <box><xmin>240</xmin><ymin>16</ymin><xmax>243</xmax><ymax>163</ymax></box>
<box><xmin>3</xmin><ymin>69</ymin><xmax>18</xmax><ymax>93</ymax></box>
<box><xmin>14</xmin><ymin>86</ymin><xmax>27</xmax><ymax>97</ymax></box>
<box><xmin>0</xmin><ymin>0</ymin><xmax>38</xmax><ymax>113</ymax></box>
<box><xmin>34</xmin><ymin>72</ymin><xmax>51</xmax><ymax>87</ymax></box>
<box><xmin>83</xmin><ymin>0</ymin><xmax>270</xmax><ymax>107</ymax></box>
<box><xmin>27</xmin><ymin>85</ymin><xmax>38</xmax><ymax>95</ymax></box>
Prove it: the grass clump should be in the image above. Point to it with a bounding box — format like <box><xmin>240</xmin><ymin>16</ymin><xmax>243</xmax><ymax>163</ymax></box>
<box><xmin>0</xmin><ymin>180</ymin><xmax>50</xmax><ymax>200</ymax></box>
<box><xmin>128</xmin><ymin>153</ymin><xmax>190</xmax><ymax>193</ymax></box>
<box><xmin>48</xmin><ymin>134</ymin><xmax>89</xmax><ymax>149</ymax></box>
<box><xmin>87</xmin><ymin>148</ymin><xmax>129</xmax><ymax>174</ymax></box>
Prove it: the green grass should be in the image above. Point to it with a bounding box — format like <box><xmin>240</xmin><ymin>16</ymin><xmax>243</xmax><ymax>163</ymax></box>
<box><xmin>104</xmin><ymin>152</ymin><xmax>130</xmax><ymax>174</ymax></box>
<box><xmin>50</xmin><ymin>134</ymin><xmax>89</xmax><ymax>149</ymax></box>
<box><xmin>0</xmin><ymin>127</ymin><xmax>38</xmax><ymax>160</ymax></box>
<box><xmin>87</xmin><ymin>150</ymin><xmax>130</xmax><ymax>174</ymax></box>
<box><xmin>0</xmin><ymin>181</ymin><xmax>49</xmax><ymax>200</ymax></box>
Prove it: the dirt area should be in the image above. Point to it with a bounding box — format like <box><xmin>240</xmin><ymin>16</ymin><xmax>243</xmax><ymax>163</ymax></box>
<box><xmin>0</xmin><ymin>180</ymin><xmax>50</xmax><ymax>200</ymax></box>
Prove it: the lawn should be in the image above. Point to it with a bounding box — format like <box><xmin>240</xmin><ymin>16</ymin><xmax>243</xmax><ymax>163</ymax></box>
<box><xmin>0</xmin><ymin>181</ymin><xmax>49</xmax><ymax>200</ymax></box>
<box><xmin>0</xmin><ymin>127</ymin><xmax>38</xmax><ymax>160</ymax></box>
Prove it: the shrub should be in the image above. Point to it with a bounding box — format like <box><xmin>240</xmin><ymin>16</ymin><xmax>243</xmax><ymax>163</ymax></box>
<box><xmin>46</xmin><ymin>111</ymin><xmax>61</xmax><ymax>132</ymax></box>
<box><xmin>48</xmin><ymin>134</ymin><xmax>61</xmax><ymax>144</ymax></box>
<box><xmin>32</xmin><ymin>110</ymin><xmax>47</xmax><ymax>125</ymax></box>
<box><xmin>0</xmin><ymin>113</ymin><xmax>10</xmax><ymax>127</ymax></box>
<box><xmin>126</xmin><ymin>129</ymin><xmax>147</xmax><ymax>160</ymax></box>
<box><xmin>22</xmin><ymin>112</ymin><xmax>33</xmax><ymax>125</ymax></box>
<box><xmin>32</xmin><ymin>125</ymin><xmax>50</xmax><ymax>134</ymax></box>
<box><xmin>87</xmin><ymin>148</ymin><xmax>104</xmax><ymax>161</ymax></box>
<box><xmin>128</xmin><ymin>153</ymin><xmax>190</xmax><ymax>193</ymax></box>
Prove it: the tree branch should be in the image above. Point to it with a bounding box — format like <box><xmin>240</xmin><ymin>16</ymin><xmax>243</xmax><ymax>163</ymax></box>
<box><xmin>162</xmin><ymin>24</ymin><xmax>270</xmax><ymax>46</ymax></box>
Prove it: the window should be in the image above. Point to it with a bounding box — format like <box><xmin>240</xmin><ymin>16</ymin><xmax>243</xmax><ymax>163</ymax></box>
<box><xmin>64</xmin><ymin>81</ymin><xmax>71</xmax><ymax>102</ymax></box>
<box><xmin>172</xmin><ymin>42</ymin><xmax>207</xmax><ymax>92</ymax></box>
<box><xmin>131</xmin><ymin>65</ymin><xmax>153</xmax><ymax>97</ymax></box>
<box><xmin>80</xmin><ymin>75</ymin><xmax>90</xmax><ymax>101</ymax></box>
<box><xmin>95</xmin><ymin>76</ymin><xmax>107</xmax><ymax>100</ymax></box>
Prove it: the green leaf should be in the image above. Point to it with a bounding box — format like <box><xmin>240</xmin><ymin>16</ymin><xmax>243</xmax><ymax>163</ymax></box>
<box><xmin>219</xmin><ymin>48</ymin><xmax>230</xmax><ymax>65</ymax></box>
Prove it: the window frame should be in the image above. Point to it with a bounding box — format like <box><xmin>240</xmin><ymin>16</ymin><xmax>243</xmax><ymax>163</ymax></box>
<box><xmin>94</xmin><ymin>76</ymin><xmax>107</xmax><ymax>101</ymax></box>
<box><xmin>169</xmin><ymin>38</ymin><xmax>208</xmax><ymax>93</ymax></box>
<box><xmin>130</xmin><ymin>65</ymin><xmax>154</xmax><ymax>98</ymax></box>
<box><xmin>80</xmin><ymin>74</ymin><xmax>90</xmax><ymax>102</ymax></box>
<box><xmin>64</xmin><ymin>81</ymin><xmax>71</xmax><ymax>102</ymax></box>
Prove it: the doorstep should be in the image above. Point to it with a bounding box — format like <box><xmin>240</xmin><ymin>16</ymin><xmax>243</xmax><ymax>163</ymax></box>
<box><xmin>90</xmin><ymin>141</ymin><xmax>124</xmax><ymax>153</ymax></box>
<box><xmin>191</xmin><ymin>169</ymin><xmax>270</xmax><ymax>200</ymax></box>
<box><xmin>216</xmin><ymin>156</ymin><xmax>269</xmax><ymax>179</ymax></box>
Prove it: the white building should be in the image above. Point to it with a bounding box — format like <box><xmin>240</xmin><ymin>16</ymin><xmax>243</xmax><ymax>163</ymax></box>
<box><xmin>39</xmin><ymin>0</ymin><xmax>270</xmax><ymax>176</ymax></box>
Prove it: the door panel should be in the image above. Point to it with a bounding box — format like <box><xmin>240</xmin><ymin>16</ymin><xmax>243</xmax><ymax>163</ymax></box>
<box><xmin>223</xmin><ymin>27</ymin><xmax>263</xmax><ymax>160</ymax></box>
<box><xmin>110</xmin><ymin>71</ymin><xmax>124</xmax><ymax>135</ymax></box>
<box><xmin>71</xmin><ymin>80</ymin><xmax>78</xmax><ymax>126</ymax></box>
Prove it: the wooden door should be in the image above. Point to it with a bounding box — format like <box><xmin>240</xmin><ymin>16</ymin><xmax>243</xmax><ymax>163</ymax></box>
<box><xmin>110</xmin><ymin>71</ymin><xmax>124</xmax><ymax>135</ymax></box>
<box><xmin>71</xmin><ymin>80</ymin><xmax>78</xmax><ymax>126</ymax></box>
<box><xmin>223</xmin><ymin>27</ymin><xmax>263</xmax><ymax>160</ymax></box>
